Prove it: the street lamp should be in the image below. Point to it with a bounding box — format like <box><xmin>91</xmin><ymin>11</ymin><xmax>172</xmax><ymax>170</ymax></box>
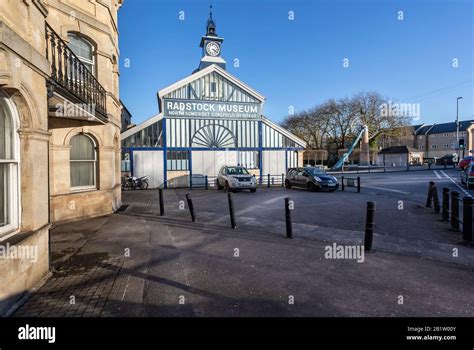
<box><xmin>456</xmin><ymin>97</ymin><xmax>463</xmax><ymax>160</ymax></box>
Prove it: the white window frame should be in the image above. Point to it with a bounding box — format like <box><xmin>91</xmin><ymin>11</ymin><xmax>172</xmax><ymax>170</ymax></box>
<box><xmin>70</xmin><ymin>134</ymin><xmax>98</xmax><ymax>192</ymax></box>
<box><xmin>0</xmin><ymin>92</ymin><xmax>21</xmax><ymax>239</ymax></box>
<box><xmin>67</xmin><ymin>33</ymin><xmax>96</xmax><ymax>77</ymax></box>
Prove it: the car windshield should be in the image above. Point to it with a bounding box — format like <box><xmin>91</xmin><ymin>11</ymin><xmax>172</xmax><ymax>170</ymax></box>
<box><xmin>305</xmin><ymin>168</ymin><xmax>326</xmax><ymax>176</ymax></box>
<box><xmin>226</xmin><ymin>167</ymin><xmax>249</xmax><ymax>175</ymax></box>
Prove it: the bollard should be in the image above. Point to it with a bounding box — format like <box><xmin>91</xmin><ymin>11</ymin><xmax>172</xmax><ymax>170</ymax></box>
<box><xmin>450</xmin><ymin>191</ymin><xmax>460</xmax><ymax>231</ymax></box>
<box><xmin>159</xmin><ymin>188</ymin><xmax>164</xmax><ymax>216</ymax></box>
<box><xmin>425</xmin><ymin>181</ymin><xmax>434</xmax><ymax>207</ymax></box>
<box><xmin>432</xmin><ymin>185</ymin><xmax>441</xmax><ymax>214</ymax></box>
<box><xmin>364</xmin><ymin>202</ymin><xmax>375</xmax><ymax>252</ymax></box>
<box><xmin>281</xmin><ymin>174</ymin><xmax>284</xmax><ymax>187</ymax></box>
<box><xmin>462</xmin><ymin>196</ymin><xmax>473</xmax><ymax>243</ymax></box>
<box><xmin>205</xmin><ymin>175</ymin><xmax>208</xmax><ymax>190</ymax></box>
<box><xmin>341</xmin><ymin>176</ymin><xmax>345</xmax><ymax>191</ymax></box>
<box><xmin>442</xmin><ymin>188</ymin><xmax>450</xmax><ymax>221</ymax></box>
<box><xmin>227</xmin><ymin>192</ymin><xmax>237</xmax><ymax>229</ymax></box>
<box><xmin>185</xmin><ymin>193</ymin><xmax>196</xmax><ymax>222</ymax></box>
<box><xmin>285</xmin><ymin>197</ymin><xmax>293</xmax><ymax>239</ymax></box>
<box><xmin>357</xmin><ymin>176</ymin><xmax>361</xmax><ymax>193</ymax></box>
<box><xmin>267</xmin><ymin>174</ymin><xmax>270</xmax><ymax>188</ymax></box>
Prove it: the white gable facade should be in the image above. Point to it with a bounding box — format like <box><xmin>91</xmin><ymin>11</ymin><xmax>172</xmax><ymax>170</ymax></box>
<box><xmin>121</xmin><ymin>17</ymin><xmax>305</xmax><ymax>188</ymax></box>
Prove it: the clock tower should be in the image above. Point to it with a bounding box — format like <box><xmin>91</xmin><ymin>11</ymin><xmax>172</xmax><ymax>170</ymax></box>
<box><xmin>198</xmin><ymin>5</ymin><xmax>226</xmax><ymax>71</ymax></box>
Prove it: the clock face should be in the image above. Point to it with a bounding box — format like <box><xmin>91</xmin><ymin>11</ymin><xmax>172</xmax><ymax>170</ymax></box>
<box><xmin>206</xmin><ymin>42</ymin><xmax>221</xmax><ymax>57</ymax></box>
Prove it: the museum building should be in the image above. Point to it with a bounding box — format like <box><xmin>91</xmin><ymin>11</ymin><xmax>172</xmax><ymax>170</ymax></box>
<box><xmin>121</xmin><ymin>11</ymin><xmax>306</xmax><ymax>188</ymax></box>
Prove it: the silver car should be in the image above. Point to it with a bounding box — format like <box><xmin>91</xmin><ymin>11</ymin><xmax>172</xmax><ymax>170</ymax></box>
<box><xmin>216</xmin><ymin>166</ymin><xmax>257</xmax><ymax>192</ymax></box>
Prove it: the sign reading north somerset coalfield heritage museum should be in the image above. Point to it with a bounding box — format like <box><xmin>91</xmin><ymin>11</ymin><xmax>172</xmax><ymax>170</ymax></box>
<box><xmin>163</xmin><ymin>99</ymin><xmax>262</xmax><ymax>119</ymax></box>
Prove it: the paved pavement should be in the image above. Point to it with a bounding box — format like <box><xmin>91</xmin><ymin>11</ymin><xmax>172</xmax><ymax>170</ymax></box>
<box><xmin>12</xmin><ymin>170</ymin><xmax>474</xmax><ymax>317</ymax></box>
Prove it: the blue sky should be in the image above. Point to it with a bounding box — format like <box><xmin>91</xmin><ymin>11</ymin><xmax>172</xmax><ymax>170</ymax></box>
<box><xmin>118</xmin><ymin>0</ymin><xmax>473</xmax><ymax>126</ymax></box>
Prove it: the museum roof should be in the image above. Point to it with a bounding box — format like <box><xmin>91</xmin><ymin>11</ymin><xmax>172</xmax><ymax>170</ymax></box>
<box><xmin>378</xmin><ymin>146</ymin><xmax>420</xmax><ymax>154</ymax></box>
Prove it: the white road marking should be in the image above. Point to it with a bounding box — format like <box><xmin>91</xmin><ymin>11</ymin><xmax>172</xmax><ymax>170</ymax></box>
<box><xmin>433</xmin><ymin>170</ymin><xmax>442</xmax><ymax>179</ymax></box>
<box><xmin>363</xmin><ymin>185</ymin><xmax>410</xmax><ymax>195</ymax></box>
<box><xmin>440</xmin><ymin>170</ymin><xmax>471</xmax><ymax>197</ymax></box>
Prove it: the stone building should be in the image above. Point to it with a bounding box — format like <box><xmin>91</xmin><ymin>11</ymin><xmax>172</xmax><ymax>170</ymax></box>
<box><xmin>382</xmin><ymin>121</ymin><xmax>474</xmax><ymax>161</ymax></box>
<box><xmin>0</xmin><ymin>0</ymin><xmax>123</xmax><ymax>315</ymax></box>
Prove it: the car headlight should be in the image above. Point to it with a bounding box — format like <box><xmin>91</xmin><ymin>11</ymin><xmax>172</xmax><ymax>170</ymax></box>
<box><xmin>313</xmin><ymin>176</ymin><xmax>322</xmax><ymax>182</ymax></box>
<box><xmin>229</xmin><ymin>177</ymin><xmax>238</xmax><ymax>183</ymax></box>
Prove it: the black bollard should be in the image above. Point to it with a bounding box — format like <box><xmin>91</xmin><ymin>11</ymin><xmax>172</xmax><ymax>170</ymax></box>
<box><xmin>462</xmin><ymin>196</ymin><xmax>473</xmax><ymax>243</ymax></box>
<box><xmin>185</xmin><ymin>193</ymin><xmax>196</xmax><ymax>222</ymax></box>
<box><xmin>341</xmin><ymin>176</ymin><xmax>345</xmax><ymax>191</ymax></box>
<box><xmin>432</xmin><ymin>185</ymin><xmax>441</xmax><ymax>214</ymax></box>
<box><xmin>451</xmin><ymin>191</ymin><xmax>460</xmax><ymax>231</ymax></box>
<box><xmin>425</xmin><ymin>181</ymin><xmax>434</xmax><ymax>207</ymax></box>
<box><xmin>442</xmin><ymin>188</ymin><xmax>450</xmax><ymax>221</ymax></box>
<box><xmin>281</xmin><ymin>174</ymin><xmax>284</xmax><ymax>187</ymax></box>
<box><xmin>267</xmin><ymin>174</ymin><xmax>270</xmax><ymax>188</ymax></box>
<box><xmin>357</xmin><ymin>176</ymin><xmax>361</xmax><ymax>193</ymax></box>
<box><xmin>205</xmin><ymin>175</ymin><xmax>208</xmax><ymax>190</ymax></box>
<box><xmin>285</xmin><ymin>197</ymin><xmax>293</xmax><ymax>239</ymax></box>
<box><xmin>364</xmin><ymin>202</ymin><xmax>375</xmax><ymax>252</ymax></box>
<box><xmin>159</xmin><ymin>188</ymin><xmax>164</xmax><ymax>216</ymax></box>
<box><xmin>228</xmin><ymin>192</ymin><xmax>237</xmax><ymax>229</ymax></box>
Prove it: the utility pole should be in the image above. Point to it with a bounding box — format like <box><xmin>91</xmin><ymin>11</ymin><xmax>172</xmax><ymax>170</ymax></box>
<box><xmin>456</xmin><ymin>96</ymin><xmax>463</xmax><ymax>161</ymax></box>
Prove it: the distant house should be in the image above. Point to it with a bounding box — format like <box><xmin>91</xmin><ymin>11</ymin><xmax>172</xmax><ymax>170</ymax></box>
<box><xmin>415</xmin><ymin>120</ymin><xmax>474</xmax><ymax>159</ymax></box>
<box><xmin>377</xmin><ymin>146</ymin><xmax>424</xmax><ymax>167</ymax></box>
<box><xmin>121</xmin><ymin>100</ymin><xmax>133</xmax><ymax>132</ymax></box>
<box><xmin>383</xmin><ymin>120</ymin><xmax>474</xmax><ymax>160</ymax></box>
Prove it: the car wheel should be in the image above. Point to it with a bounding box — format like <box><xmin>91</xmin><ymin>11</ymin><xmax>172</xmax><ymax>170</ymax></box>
<box><xmin>250</xmin><ymin>188</ymin><xmax>256</xmax><ymax>193</ymax></box>
<box><xmin>216</xmin><ymin>179</ymin><xmax>223</xmax><ymax>190</ymax></box>
<box><xmin>307</xmin><ymin>182</ymin><xmax>317</xmax><ymax>192</ymax></box>
<box><xmin>285</xmin><ymin>180</ymin><xmax>291</xmax><ymax>189</ymax></box>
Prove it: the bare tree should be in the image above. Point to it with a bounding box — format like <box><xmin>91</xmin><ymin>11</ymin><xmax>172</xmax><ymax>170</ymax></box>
<box><xmin>280</xmin><ymin>91</ymin><xmax>410</xmax><ymax>161</ymax></box>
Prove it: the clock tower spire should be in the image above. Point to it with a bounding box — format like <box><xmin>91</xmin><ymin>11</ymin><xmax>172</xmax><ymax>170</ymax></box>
<box><xmin>198</xmin><ymin>5</ymin><xmax>226</xmax><ymax>71</ymax></box>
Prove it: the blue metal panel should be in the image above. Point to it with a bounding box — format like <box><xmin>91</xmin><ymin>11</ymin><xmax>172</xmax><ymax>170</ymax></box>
<box><xmin>162</xmin><ymin>117</ymin><xmax>167</xmax><ymax>188</ymax></box>
<box><xmin>258</xmin><ymin>121</ymin><xmax>263</xmax><ymax>182</ymax></box>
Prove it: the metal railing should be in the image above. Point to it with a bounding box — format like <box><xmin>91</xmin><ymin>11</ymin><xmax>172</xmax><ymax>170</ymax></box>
<box><xmin>340</xmin><ymin>176</ymin><xmax>361</xmax><ymax>192</ymax></box>
<box><xmin>45</xmin><ymin>23</ymin><xmax>107</xmax><ymax>120</ymax></box>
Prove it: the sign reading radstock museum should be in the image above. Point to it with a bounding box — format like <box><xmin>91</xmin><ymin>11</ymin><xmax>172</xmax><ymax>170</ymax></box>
<box><xmin>163</xmin><ymin>99</ymin><xmax>262</xmax><ymax>119</ymax></box>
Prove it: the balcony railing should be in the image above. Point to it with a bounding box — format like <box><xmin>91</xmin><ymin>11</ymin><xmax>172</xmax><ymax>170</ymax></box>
<box><xmin>45</xmin><ymin>23</ymin><xmax>107</xmax><ymax>120</ymax></box>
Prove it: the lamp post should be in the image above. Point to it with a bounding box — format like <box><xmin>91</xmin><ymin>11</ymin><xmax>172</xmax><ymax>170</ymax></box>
<box><xmin>456</xmin><ymin>97</ymin><xmax>463</xmax><ymax>161</ymax></box>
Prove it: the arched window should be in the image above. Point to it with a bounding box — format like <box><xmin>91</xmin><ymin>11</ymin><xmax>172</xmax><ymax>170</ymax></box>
<box><xmin>0</xmin><ymin>92</ymin><xmax>19</xmax><ymax>235</ymax></box>
<box><xmin>67</xmin><ymin>33</ymin><xmax>95</xmax><ymax>76</ymax></box>
<box><xmin>70</xmin><ymin>134</ymin><xmax>97</xmax><ymax>189</ymax></box>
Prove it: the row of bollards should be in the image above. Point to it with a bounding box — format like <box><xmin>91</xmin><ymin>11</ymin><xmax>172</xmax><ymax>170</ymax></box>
<box><xmin>426</xmin><ymin>182</ymin><xmax>473</xmax><ymax>244</ymax></box>
<box><xmin>425</xmin><ymin>181</ymin><xmax>440</xmax><ymax>213</ymax></box>
<box><xmin>157</xmin><ymin>189</ymin><xmax>376</xmax><ymax>249</ymax></box>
